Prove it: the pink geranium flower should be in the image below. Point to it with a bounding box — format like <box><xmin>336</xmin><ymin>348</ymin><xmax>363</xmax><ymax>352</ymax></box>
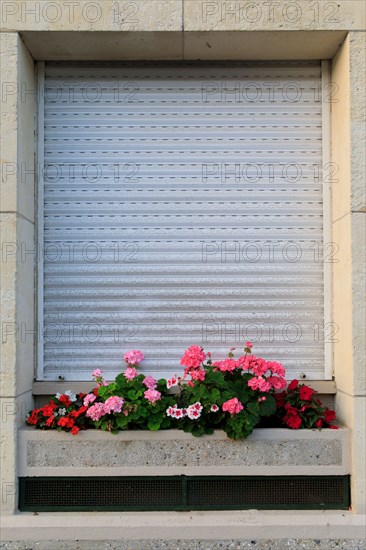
<box><xmin>92</xmin><ymin>369</ymin><xmax>103</xmax><ymax>378</ymax></box>
<box><xmin>125</xmin><ymin>367</ymin><xmax>138</xmax><ymax>380</ymax></box>
<box><xmin>189</xmin><ymin>369</ymin><xmax>206</xmax><ymax>381</ymax></box>
<box><xmin>222</xmin><ymin>398</ymin><xmax>244</xmax><ymax>415</ymax></box>
<box><xmin>267</xmin><ymin>375</ymin><xmax>287</xmax><ymax>390</ymax></box>
<box><xmin>212</xmin><ymin>358</ymin><xmax>237</xmax><ymax>372</ymax></box>
<box><xmin>104</xmin><ymin>395</ymin><xmax>124</xmax><ymax>414</ymax></box>
<box><xmin>124</xmin><ymin>350</ymin><xmax>145</xmax><ymax>366</ymax></box>
<box><xmin>86</xmin><ymin>402</ymin><xmax>107</xmax><ymax>421</ymax></box>
<box><xmin>143</xmin><ymin>376</ymin><xmax>157</xmax><ymax>390</ymax></box>
<box><xmin>180</xmin><ymin>345</ymin><xmax>206</xmax><ymax>370</ymax></box>
<box><xmin>248</xmin><ymin>376</ymin><xmax>272</xmax><ymax>392</ymax></box>
<box><xmin>83</xmin><ymin>393</ymin><xmax>96</xmax><ymax>407</ymax></box>
<box><xmin>144</xmin><ymin>389</ymin><xmax>161</xmax><ymax>403</ymax></box>
<box><xmin>267</xmin><ymin>361</ymin><xmax>286</xmax><ymax>378</ymax></box>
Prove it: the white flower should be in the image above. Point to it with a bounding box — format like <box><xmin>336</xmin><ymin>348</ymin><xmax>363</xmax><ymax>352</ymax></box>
<box><xmin>187</xmin><ymin>404</ymin><xmax>202</xmax><ymax>420</ymax></box>
<box><xmin>167</xmin><ymin>376</ymin><xmax>179</xmax><ymax>389</ymax></box>
<box><xmin>65</xmin><ymin>390</ymin><xmax>77</xmax><ymax>402</ymax></box>
<box><xmin>55</xmin><ymin>390</ymin><xmax>76</xmax><ymax>402</ymax></box>
<box><xmin>57</xmin><ymin>408</ymin><xmax>66</xmax><ymax>416</ymax></box>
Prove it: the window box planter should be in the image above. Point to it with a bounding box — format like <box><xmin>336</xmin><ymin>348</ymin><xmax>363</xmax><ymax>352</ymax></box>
<box><xmin>19</xmin><ymin>426</ymin><xmax>349</xmax><ymax>478</ymax></box>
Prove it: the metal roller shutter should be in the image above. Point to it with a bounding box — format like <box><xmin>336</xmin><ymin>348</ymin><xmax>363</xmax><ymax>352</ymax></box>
<box><xmin>39</xmin><ymin>62</ymin><xmax>329</xmax><ymax>381</ymax></box>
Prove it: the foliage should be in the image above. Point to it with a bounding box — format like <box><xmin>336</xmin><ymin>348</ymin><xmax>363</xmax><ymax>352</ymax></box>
<box><xmin>25</xmin><ymin>390</ymin><xmax>92</xmax><ymax>435</ymax></box>
<box><xmin>95</xmin><ymin>373</ymin><xmax>176</xmax><ymax>433</ymax></box>
<box><xmin>26</xmin><ymin>347</ymin><xmax>338</xmax><ymax>439</ymax></box>
<box><xmin>166</xmin><ymin>343</ymin><xmax>285</xmax><ymax>440</ymax></box>
<box><xmin>274</xmin><ymin>379</ymin><xmax>338</xmax><ymax>430</ymax></box>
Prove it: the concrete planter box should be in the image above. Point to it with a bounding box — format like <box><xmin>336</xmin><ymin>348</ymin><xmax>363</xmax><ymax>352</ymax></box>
<box><xmin>19</xmin><ymin>426</ymin><xmax>350</xmax><ymax>477</ymax></box>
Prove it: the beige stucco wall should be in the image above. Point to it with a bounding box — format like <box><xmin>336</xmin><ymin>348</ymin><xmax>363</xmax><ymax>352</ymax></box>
<box><xmin>0</xmin><ymin>0</ymin><xmax>365</xmax><ymax>528</ymax></box>
<box><xmin>1</xmin><ymin>32</ymin><xmax>35</xmax><ymax>513</ymax></box>
<box><xmin>331</xmin><ymin>31</ymin><xmax>366</xmax><ymax>514</ymax></box>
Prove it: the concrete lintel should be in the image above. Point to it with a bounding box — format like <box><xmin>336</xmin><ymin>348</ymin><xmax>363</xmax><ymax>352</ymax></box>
<box><xmin>19</xmin><ymin>30</ymin><xmax>348</xmax><ymax>61</ymax></box>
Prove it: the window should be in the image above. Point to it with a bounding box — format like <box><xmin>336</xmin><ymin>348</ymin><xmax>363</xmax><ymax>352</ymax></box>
<box><xmin>37</xmin><ymin>62</ymin><xmax>331</xmax><ymax>381</ymax></box>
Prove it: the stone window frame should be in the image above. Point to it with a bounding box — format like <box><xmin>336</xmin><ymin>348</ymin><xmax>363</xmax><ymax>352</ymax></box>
<box><xmin>1</xmin><ymin>26</ymin><xmax>364</xmax><ymax>516</ymax></box>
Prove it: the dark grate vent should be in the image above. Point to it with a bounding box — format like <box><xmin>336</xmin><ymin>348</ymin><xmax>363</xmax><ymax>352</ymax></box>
<box><xmin>19</xmin><ymin>476</ymin><xmax>350</xmax><ymax>512</ymax></box>
<box><xmin>187</xmin><ymin>477</ymin><xmax>347</xmax><ymax>507</ymax></box>
<box><xmin>19</xmin><ymin>477</ymin><xmax>182</xmax><ymax>510</ymax></box>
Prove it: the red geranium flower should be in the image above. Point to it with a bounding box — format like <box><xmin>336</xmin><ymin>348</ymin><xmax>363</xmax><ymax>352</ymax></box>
<box><xmin>299</xmin><ymin>385</ymin><xmax>314</xmax><ymax>401</ymax></box>
<box><xmin>27</xmin><ymin>410</ymin><xmax>39</xmax><ymax>425</ymax></box>
<box><xmin>316</xmin><ymin>419</ymin><xmax>323</xmax><ymax>429</ymax></box>
<box><xmin>71</xmin><ymin>426</ymin><xmax>80</xmax><ymax>435</ymax></box>
<box><xmin>284</xmin><ymin>403</ymin><xmax>298</xmax><ymax>414</ymax></box>
<box><xmin>288</xmin><ymin>379</ymin><xmax>299</xmax><ymax>391</ymax></box>
<box><xmin>70</xmin><ymin>406</ymin><xmax>87</xmax><ymax>418</ymax></box>
<box><xmin>58</xmin><ymin>394</ymin><xmax>72</xmax><ymax>407</ymax></box>
<box><xmin>324</xmin><ymin>409</ymin><xmax>336</xmax><ymax>423</ymax></box>
<box><xmin>274</xmin><ymin>391</ymin><xmax>286</xmax><ymax>408</ymax></box>
<box><xmin>42</xmin><ymin>401</ymin><xmax>57</xmax><ymax>417</ymax></box>
<box><xmin>284</xmin><ymin>412</ymin><xmax>302</xmax><ymax>429</ymax></box>
<box><xmin>57</xmin><ymin>416</ymin><xmax>74</xmax><ymax>428</ymax></box>
<box><xmin>45</xmin><ymin>416</ymin><xmax>55</xmax><ymax>427</ymax></box>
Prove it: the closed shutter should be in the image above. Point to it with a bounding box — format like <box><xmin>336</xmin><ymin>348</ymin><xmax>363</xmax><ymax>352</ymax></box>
<box><xmin>40</xmin><ymin>62</ymin><xmax>327</xmax><ymax>381</ymax></box>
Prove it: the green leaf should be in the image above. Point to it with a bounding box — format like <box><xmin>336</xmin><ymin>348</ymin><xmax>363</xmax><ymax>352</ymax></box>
<box><xmin>259</xmin><ymin>394</ymin><xmax>277</xmax><ymax>416</ymax></box>
<box><xmin>97</xmin><ymin>386</ymin><xmax>108</xmax><ymax>399</ymax></box>
<box><xmin>127</xmin><ymin>390</ymin><xmax>137</xmax><ymax>400</ymax></box>
<box><xmin>148</xmin><ymin>424</ymin><xmax>161</xmax><ymax>431</ymax></box>
<box><xmin>247</xmin><ymin>401</ymin><xmax>259</xmax><ymax>415</ymax></box>
<box><xmin>115</xmin><ymin>373</ymin><xmax>126</xmax><ymax>386</ymax></box>
<box><xmin>208</xmin><ymin>371</ymin><xmax>225</xmax><ymax>386</ymax></box>
<box><xmin>148</xmin><ymin>418</ymin><xmax>161</xmax><ymax>431</ymax></box>
<box><xmin>116</xmin><ymin>416</ymin><xmax>129</xmax><ymax>429</ymax></box>
<box><xmin>211</xmin><ymin>388</ymin><xmax>221</xmax><ymax>403</ymax></box>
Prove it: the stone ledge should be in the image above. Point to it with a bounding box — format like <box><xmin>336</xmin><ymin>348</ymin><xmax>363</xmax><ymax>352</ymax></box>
<box><xmin>1</xmin><ymin>539</ymin><xmax>366</xmax><ymax>550</ymax></box>
<box><xmin>1</xmin><ymin>511</ymin><xmax>365</xmax><ymax>542</ymax></box>
<box><xmin>19</xmin><ymin>426</ymin><xmax>350</xmax><ymax>477</ymax></box>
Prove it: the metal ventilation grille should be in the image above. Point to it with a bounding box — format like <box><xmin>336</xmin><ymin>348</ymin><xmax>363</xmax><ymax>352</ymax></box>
<box><xmin>19</xmin><ymin>476</ymin><xmax>349</xmax><ymax>511</ymax></box>
<box><xmin>187</xmin><ymin>477</ymin><xmax>348</xmax><ymax>507</ymax></box>
<box><xmin>41</xmin><ymin>61</ymin><xmax>325</xmax><ymax>381</ymax></box>
<box><xmin>19</xmin><ymin>477</ymin><xmax>182</xmax><ymax>509</ymax></box>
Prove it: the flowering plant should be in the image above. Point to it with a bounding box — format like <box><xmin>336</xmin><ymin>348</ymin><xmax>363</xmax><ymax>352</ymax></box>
<box><xmin>274</xmin><ymin>379</ymin><xmax>338</xmax><ymax>430</ymax></box>
<box><xmin>26</xmin><ymin>390</ymin><xmax>91</xmax><ymax>435</ymax></box>
<box><xmin>26</xmin><ymin>347</ymin><xmax>337</xmax><ymax>439</ymax></box>
<box><xmin>166</xmin><ymin>343</ymin><xmax>287</xmax><ymax>440</ymax></box>
<box><xmin>27</xmin><ymin>351</ymin><xmax>176</xmax><ymax>434</ymax></box>
<box><xmin>90</xmin><ymin>368</ymin><xmax>176</xmax><ymax>433</ymax></box>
